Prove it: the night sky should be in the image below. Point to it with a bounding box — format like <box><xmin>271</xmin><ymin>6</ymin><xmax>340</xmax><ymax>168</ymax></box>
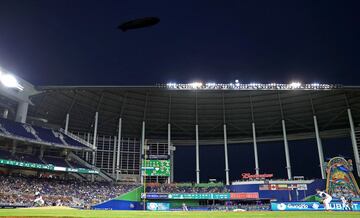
<box><xmin>0</xmin><ymin>0</ymin><xmax>359</xmax><ymax>182</ymax></box>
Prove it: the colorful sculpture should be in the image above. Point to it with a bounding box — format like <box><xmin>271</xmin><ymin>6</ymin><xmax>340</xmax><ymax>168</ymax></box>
<box><xmin>326</xmin><ymin>157</ymin><xmax>360</xmax><ymax>199</ymax></box>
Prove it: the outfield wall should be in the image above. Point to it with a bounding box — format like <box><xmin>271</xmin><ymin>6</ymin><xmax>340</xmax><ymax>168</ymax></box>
<box><xmin>92</xmin><ymin>186</ymin><xmax>143</xmax><ymax>210</ymax></box>
<box><xmin>229</xmin><ymin>179</ymin><xmax>325</xmax><ymax>201</ymax></box>
<box><xmin>92</xmin><ymin>180</ymin><xmax>326</xmax><ymax>210</ymax></box>
<box><xmin>271</xmin><ymin>201</ymin><xmax>360</xmax><ymax>211</ymax></box>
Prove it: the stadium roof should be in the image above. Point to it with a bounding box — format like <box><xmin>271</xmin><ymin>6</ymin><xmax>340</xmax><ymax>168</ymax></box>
<box><xmin>27</xmin><ymin>85</ymin><xmax>360</xmax><ymax>145</ymax></box>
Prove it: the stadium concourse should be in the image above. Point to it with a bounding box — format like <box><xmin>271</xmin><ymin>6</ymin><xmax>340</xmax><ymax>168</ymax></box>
<box><xmin>0</xmin><ymin>72</ymin><xmax>359</xmax><ymax>211</ymax></box>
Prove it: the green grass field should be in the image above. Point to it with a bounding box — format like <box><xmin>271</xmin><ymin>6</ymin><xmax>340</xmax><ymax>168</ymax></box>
<box><xmin>0</xmin><ymin>208</ymin><xmax>359</xmax><ymax>218</ymax></box>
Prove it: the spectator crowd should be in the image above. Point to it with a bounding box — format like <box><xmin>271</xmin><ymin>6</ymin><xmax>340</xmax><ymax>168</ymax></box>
<box><xmin>0</xmin><ymin>174</ymin><xmax>137</xmax><ymax>208</ymax></box>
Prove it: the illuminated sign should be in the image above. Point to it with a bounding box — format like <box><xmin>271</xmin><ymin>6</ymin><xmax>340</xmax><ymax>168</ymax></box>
<box><xmin>142</xmin><ymin>193</ymin><xmax>169</xmax><ymax>199</ymax></box>
<box><xmin>142</xmin><ymin>160</ymin><xmax>170</xmax><ymax>177</ymax></box>
<box><xmin>0</xmin><ymin>158</ymin><xmax>98</xmax><ymax>174</ymax></box>
<box><xmin>146</xmin><ymin>202</ymin><xmax>170</xmax><ymax>211</ymax></box>
<box><xmin>241</xmin><ymin>173</ymin><xmax>273</xmax><ymax>179</ymax></box>
<box><xmin>230</xmin><ymin>193</ymin><xmax>259</xmax><ymax>199</ymax></box>
<box><xmin>168</xmin><ymin>193</ymin><xmax>230</xmax><ymax>200</ymax></box>
<box><xmin>143</xmin><ymin>192</ymin><xmax>260</xmax><ymax>200</ymax></box>
<box><xmin>271</xmin><ymin>202</ymin><xmax>360</xmax><ymax>211</ymax></box>
<box><xmin>164</xmin><ymin>82</ymin><xmax>340</xmax><ymax>90</ymax></box>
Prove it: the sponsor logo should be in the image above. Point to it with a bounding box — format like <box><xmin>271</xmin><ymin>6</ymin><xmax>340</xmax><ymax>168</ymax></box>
<box><xmin>277</xmin><ymin>203</ymin><xmax>287</xmax><ymax>211</ymax></box>
<box><xmin>272</xmin><ymin>202</ymin><xmax>360</xmax><ymax>211</ymax></box>
<box><xmin>287</xmin><ymin>204</ymin><xmax>309</xmax><ymax>209</ymax></box>
<box><xmin>147</xmin><ymin>203</ymin><xmax>158</xmax><ymax>211</ymax></box>
<box><xmin>241</xmin><ymin>173</ymin><xmax>273</xmax><ymax>179</ymax></box>
<box><xmin>312</xmin><ymin>203</ymin><xmax>320</xmax><ymax>209</ymax></box>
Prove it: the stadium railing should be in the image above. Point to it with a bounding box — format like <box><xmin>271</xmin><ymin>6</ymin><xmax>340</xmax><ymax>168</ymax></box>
<box><xmin>59</xmin><ymin>128</ymin><xmax>93</xmax><ymax>149</ymax></box>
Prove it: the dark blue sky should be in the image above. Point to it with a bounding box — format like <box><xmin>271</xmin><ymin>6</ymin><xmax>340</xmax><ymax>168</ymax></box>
<box><xmin>0</xmin><ymin>0</ymin><xmax>359</xmax><ymax>182</ymax></box>
<box><xmin>0</xmin><ymin>0</ymin><xmax>359</xmax><ymax>85</ymax></box>
<box><xmin>174</xmin><ymin>138</ymin><xmax>355</xmax><ymax>182</ymax></box>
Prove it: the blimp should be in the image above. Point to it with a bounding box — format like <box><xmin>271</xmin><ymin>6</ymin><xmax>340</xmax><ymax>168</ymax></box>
<box><xmin>118</xmin><ymin>17</ymin><xmax>160</xmax><ymax>32</ymax></box>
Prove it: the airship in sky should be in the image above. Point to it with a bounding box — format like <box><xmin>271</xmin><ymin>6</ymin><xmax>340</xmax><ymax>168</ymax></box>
<box><xmin>118</xmin><ymin>17</ymin><xmax>160</xmax><ymax>32</ymax></box>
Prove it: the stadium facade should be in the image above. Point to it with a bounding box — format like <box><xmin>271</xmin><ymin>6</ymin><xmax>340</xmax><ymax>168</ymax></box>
<box><xmin>1</xmin><ymin>73</ymin><xmax>359</xmax><ymax>185</ymax></box>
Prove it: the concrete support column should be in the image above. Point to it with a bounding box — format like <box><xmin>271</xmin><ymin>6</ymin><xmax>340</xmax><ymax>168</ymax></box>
<box><xmin>252</xmin><ymin>122</ymin><xmax>260</xmax><ymax>175</ymax></box>
<box><xmin>11</xmin><ymin>141</ymin><xmax>17</xmax><ymax>155</ymax></box>
<box><xmin>140</xmin><ymin>121</ymin><xmax>145</xmax><ymax>184</ymax></box>
<box><xmin>282</xmin><ymin>119</ymin><xmax>292</xmax><ymax>179</ymax></box>
<box><xmin>347</xmin><ymin>108</ymin><xmax>360</xmax><ymax>177</ymax></box>
<box><xmin>39</xmin><ymin>146</ymin><xmax>45</xmax><ymax>159</ymax></box>
<box><xmin>223</xmin><ymin>124</ymin><xmax>230</xmax><ymax>185</ymax></box>
<box><xmin>3</xmin><ymin>109</ymin><xmax>8</xmax><ymax>119</ymax></box>
<box><xmin>167</xmin><ymin>123</ymin><xmax>171</xmax><ymax>184</ymax></box>
<box><xmin>112</xmin><ymin>136</ymin><xmax>117</xmax><ymax>177</ymax></box>
<box><xmin>170</xmin><ymin>148</ymin><xmax>174</xmax><ymax>183</ymax></box>
<box><xmin>195</xmin><ymin>124</ymin><xmax>200</xmax><ymax>184</ymax></box>
<box><xmin>65</xmin><ymin>113</ymin><xmax>70</xmax><ymax>134</ymax></box>
<box><xmin>116</xmin><ymin>117</ymin><xmax>122</xmax><ymax>180</ymax></box>
<box><xmin>92</xmin><ymin>112</ymin><xmax>98</xmax><ymax>182</ymax></box>
<box><xmin>313</xmin><ymin>115</ymin><xmax>326</xmax><ymax>179</ymax></box>
<box><xmin>86</xmin><ymin>133</ymin><xmax>90</xmax><ymax>162</ymax></box>
<box><xmin>15</xmin><ymin>101</ymin><xmax>28</xmax><ymax>123</ymax></box>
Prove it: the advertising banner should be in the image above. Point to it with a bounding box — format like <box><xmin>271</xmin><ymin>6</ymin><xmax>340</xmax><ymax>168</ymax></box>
<box><xmin>168</xmin><ymin>193</ymin><xmax>230</xmax><ymax>200</ymax></box>
<box><xmin>67</xmin><ymin>167</ymin><xmax>99</xmax><ymax>174</ymax></box>
<box><xmin>241</xmin><ymin>173</ymin><xmax>273</xmax><ymax>179</ymax></box>
<box><xmin>143</xmin><ymin>193</ymin><xmax>169</xmax><ymax>199</ymax></box>
<box><xmin>146</xmin><ymin>202</ymin><xmax>170</xmax><ymax>211</ymax></box>
<box><xmin>0</xmin><ymin>158</ymin><xmax>98</xmax><ymax>174</ymax></box>
<box><xmin>144</xmin><ymin>192</ymin><xmax>261</xmax><ymax>200</ymax></box>
<box><xmin>271</xmin><ymin>201</ymin><xmax>360</xmax><ymax>211</ymax></box>
<box><xmin>230</xmin><ymin>192</ymin><xmax>259</xmax><ymax>199</ymax></box>
<box><xmin>0</xmin><ymin>158</ymin><xmax>54</xmax><ymax>170</ymax></box>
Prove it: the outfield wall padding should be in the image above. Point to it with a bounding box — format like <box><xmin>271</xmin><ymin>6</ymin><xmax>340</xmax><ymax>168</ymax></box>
<box><xmin>92</xmin><ymin>199</ymin><xmax>143</xmax><ymax>210</ymax></box>
<box><xmin>92</xmin><ymin>186</ymin><xmax>144</xmax><ymax>210</ymax></box>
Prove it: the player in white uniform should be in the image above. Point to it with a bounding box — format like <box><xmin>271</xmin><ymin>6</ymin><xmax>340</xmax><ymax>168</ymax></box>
<box><xmin>316</xmin><ymin>189</ymin><xmax>332</xmax><ymax>211</ymax></box>
<box><xmin>33</xmin><ymin>191</ymin><xmax>44</xmax><ymax>207</ymax></box>
<box><xmin>340</xmin><ymin>196</ymin><xmax>350</xmax><ymax>210</ymax></box>
<box><xmin>34</xmin><ymin>196</ymin><xmax>44</xmax><ymax>207</ymax></box>
<box><xmin>182</xmin><ymin>203</ymin><xmax>188</xmax><ymax>211</ymax></box>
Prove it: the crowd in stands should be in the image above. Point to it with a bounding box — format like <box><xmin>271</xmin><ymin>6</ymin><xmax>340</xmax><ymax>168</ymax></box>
<box><xmin>146</xmin><ymin>183</ymin><xmax>229</xmax><ymax>193</ymax></box>
<box><xmin>0</xmin><ymin>174</ymin><xmax>137</xmax><ymax>208</ymax></box>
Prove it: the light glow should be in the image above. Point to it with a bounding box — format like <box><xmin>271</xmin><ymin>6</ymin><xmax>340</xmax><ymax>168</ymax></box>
<box><xmin>189</xmin><ymin>82</ymin><xmax>203</xmax><ymax>89</ymax></box>
<box><xmin>289</xmin><ymin>82</ymin><xmax>301</xmax><ymax>89</ymax></box>
<box><xmin>164</xmin><ymin>81</ymin><xmax>338</xmax><ymax>90</ymax></box>
<box><xmin>0</xmin><ymin>71</ymin><xmax>24</xmax><ymax>91</ymax></box>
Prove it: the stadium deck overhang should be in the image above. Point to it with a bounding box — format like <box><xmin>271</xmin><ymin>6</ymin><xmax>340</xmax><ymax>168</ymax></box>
<box><xmin>27</xmin><ymin>85</ymin><xmax>360</xmax><ymax>146</ymax></box>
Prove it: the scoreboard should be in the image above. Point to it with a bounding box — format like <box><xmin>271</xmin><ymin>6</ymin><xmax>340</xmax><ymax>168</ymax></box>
<box><xmin>142</xmin><ymin>160</ymin><xmax>170</xmax><ymax>176</ymax></box>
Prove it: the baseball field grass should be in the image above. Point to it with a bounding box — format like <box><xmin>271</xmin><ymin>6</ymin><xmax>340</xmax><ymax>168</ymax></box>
<box><xmin>0</xmin><ymin>208</ymin><xmax>360</xmax><ymax>218</ymax></box>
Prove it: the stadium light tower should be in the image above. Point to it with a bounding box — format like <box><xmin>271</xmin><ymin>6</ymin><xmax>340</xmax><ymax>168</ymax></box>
<box><xmin>0</xmin><ymin>70</ymin><xmax>24</xmax><ymax>91</ymax></box>
<box><xmin>289</xmin><ymin>82</ymin><xmax>301</xmax><ymax>89</ymax></box>
<box><xmin>190</xmin><ymin>82</ymin><xmax>203</xmax><ymax>89</ymax></box>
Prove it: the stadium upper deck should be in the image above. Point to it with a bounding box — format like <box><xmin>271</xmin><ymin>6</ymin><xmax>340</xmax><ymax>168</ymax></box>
<box><xmin>1</xmin><ymin>80</ymin><xmax>360</xmax><ymax>183</ymax></box>
<box><xmin>27</xmin><ymin>84</ymin><xmax>360</xmax><ymax>144</ymax></box>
